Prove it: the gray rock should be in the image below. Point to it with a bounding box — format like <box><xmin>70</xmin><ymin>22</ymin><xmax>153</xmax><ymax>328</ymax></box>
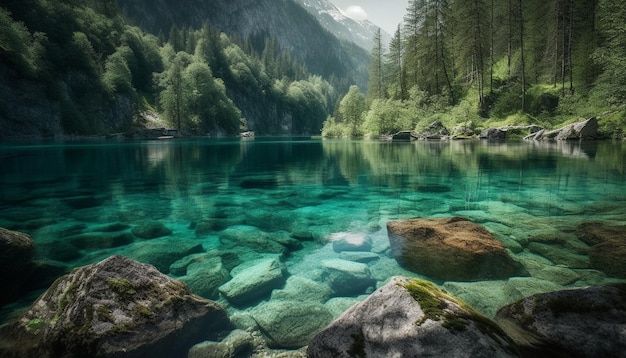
<box><xmin>131</xmin><ymin>220</ymin><xmax>172</xmax><ymax>239</ymax></box>
<box><xmin>480</xmin><ymin>127</ymin><xmax>507</xmax><ymax>140</ymax></box>
<box><xmin>218</xmin><ymin>258</ymin><xmax>286</xmax><ymax>306</ymax></box>
<box><xmin>525</xmin><ymin>117</ymin><xmax>599</xmax><ymax>141</ymax></box>
<box><xmin>330</xmin><ymin>232</ymin><xmax>373</xmax><ymax>253</ymax></box>
<box><xmin>495</xmin><ymin>285</ymin><xmax>626</xmax><ymax>357</ymax></box>
<box><xmin>0</xmin><ymin>255</ymin><xmax>231</xmax><ymax>358</ymax></box>
<box><xmin>250</xmin><ymin>300</ymin><xmax>333</xmax><ymax>348</ymax></box>
<box><xmin>307</xmin><ymin>276</ymin><xmax>518</xmax><ymax>357</ymax></box>
<box><xmin>321</xmin><ymin>259</ymin><xmax>376</xmax><ymax>296</ymax></box>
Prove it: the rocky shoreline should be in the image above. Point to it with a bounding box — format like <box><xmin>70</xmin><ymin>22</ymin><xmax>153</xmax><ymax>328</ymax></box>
<box><xmin>1</xmin><ymin>219</ymin><xmax>624</xmax><ymax>357</ymax></box>
<box><xmin>390</xmin><ymin>117</ymin><xmax>607</xmax><ymax>142</ymax></box>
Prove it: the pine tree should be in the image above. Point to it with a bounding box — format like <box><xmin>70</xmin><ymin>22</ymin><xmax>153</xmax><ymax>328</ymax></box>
<box><xmin>367</xmin><ymin>28</ymin><xmax>385</xmax><ymax>100</ymax></box>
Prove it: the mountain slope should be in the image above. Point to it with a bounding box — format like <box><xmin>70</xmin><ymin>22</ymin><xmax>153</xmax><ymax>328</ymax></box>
<box><xmin>116</xmin><ymin>0</ymin><xmax>369</xmax><ymax>90</ymax></box>
<box><xmin>295</xmin><ymin>0</ymin><xmax>390</xmax><ymax>51</ymax></box>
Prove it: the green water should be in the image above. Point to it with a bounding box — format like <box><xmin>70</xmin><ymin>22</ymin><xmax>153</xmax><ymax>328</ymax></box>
<box><xmin>1</xmin><ymin>138</ymin><xmax>625</xmax><ymax>344</ymax></box>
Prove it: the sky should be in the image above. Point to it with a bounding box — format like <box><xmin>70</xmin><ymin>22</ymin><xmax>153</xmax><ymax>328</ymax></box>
<box><xmin>329</xmin><ymin>0</ymin><xmax>409</xmax><ymax>34</ymax></box>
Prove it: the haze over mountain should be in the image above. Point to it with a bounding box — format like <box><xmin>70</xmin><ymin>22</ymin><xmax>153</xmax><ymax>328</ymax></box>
<box><xmin>295</xmin><ymin>0</ymin><xmax>391</xmax><ymax>50</ymax></box>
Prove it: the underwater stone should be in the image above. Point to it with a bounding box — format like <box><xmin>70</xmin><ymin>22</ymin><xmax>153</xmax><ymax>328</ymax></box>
<box><xmin>218</xmin><ymin>258</ymin><xmax>286</xmax><ymax>306</ymax></box>
<box><xmin>387</xmin><ymin>217</ymin><xmax>528</xmax><ymax>281</ymax></box>
<box><xmin>330</xmin><ymin>232</ymin><xmax>373</xmax><ymax>253</ymax></box>
<box><xmin>576</xmin><ymin>221</ymin><xmax>626</xmax><ymax>279</ymax></box>
<box><xmin>250</xmin><ymin>300</ymin><xmax>333</xmax><ymax>348</ymax></box>
<box><xmin>131</xmin><ymin>220</ymin><xmax>173</xmax><ymax>239</ymax></box>
<box><xmin>270</xmin><ymin>275</ymin><xmax>333</xmax><ymax>303</ymax></box>
<box><xmin>527</xmin><ymin>242</ymin><xmax>590</xmax><ymax>269</ymax></box>
<box><xmin>503</xmin><ymin>277</ymin><xmax>562</xmax><ymax>302</ymax></box>
<box><xmin>307</xmin><ymin>276</ymin><xmax>518</xmax><ymax>357</ymax></box>
<box><xmin>321</xmin><ymin>259</ymin><xmax>376</xmax><ymax>296</ymax></box>
<box><xmin>122</xmin><ymin>237</ymin><xmax>204</xmax><ymax>274</ymax></box>
<box><xmin>0</xmin><ymin>255</ymin><xmax>231</xmax><ymax>358</ymax></box>
<box><xmin>188</xmin><ymin>329</ymin><xmax>254</xmax><ymax>358</ymax></box>
<box><xmin>180</xmin><ymin>258</ymin><xmax>231</xmax><ymax>300</ymax></box>
<box><xmin>67</xmin><ymin>232</ymin><xmax>135</xmax><ymax>250</ymax></box>
<box><xmin>495</xmin><ymin>284</ymin><xmax>626</xmax><ymax>357</ymax></box>
<box><xmin>219</xmin><ymin>225</ymin><xmax>288</xmax><ymax>255</ymax></box>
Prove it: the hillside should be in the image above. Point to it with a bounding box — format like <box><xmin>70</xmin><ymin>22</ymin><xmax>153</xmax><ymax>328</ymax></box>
<box><xmin>115</xmin><ymin>0</ymin><xmax>369</xmax><ymax>89</ymax></box>
<box><xmin>0</xmin><ymin>0</ymin><xmax>368</xmax><ymax>137</ymax></box>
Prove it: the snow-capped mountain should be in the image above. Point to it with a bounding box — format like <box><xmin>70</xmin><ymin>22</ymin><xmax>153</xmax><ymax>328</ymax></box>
<box><xmin>295</xmin><ymin>0</ymin><xmax>391</xmax><ymax>51</ymax></box>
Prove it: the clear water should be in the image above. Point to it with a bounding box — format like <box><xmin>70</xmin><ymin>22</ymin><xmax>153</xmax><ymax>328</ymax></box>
<box><xmin>1</xmin><ymin>138</ymin><xmax>625</xmax><ymax>342</ymax></box>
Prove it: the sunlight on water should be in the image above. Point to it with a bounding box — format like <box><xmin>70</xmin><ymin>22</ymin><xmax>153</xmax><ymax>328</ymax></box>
<box><xmin>1</xmin><ymin>138</ymin><xmax>625</xmax><ymax>340</ymax></box>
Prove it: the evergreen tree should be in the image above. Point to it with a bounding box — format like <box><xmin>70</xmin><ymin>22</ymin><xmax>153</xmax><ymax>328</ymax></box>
<box><xmin>367</xmin><ymin>28</ymin><xmax>385</xmax><ymax>100</ymax></box>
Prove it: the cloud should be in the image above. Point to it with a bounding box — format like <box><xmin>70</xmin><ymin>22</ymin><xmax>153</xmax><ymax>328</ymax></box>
<box><xmin>344</xmin><ymin>5</ymin><xmax>368</xmax><ymax>21</ymax></box>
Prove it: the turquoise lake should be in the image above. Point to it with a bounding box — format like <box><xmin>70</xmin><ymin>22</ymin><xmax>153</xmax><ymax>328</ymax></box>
<box><xmin>1</xmin><ymin>138</ymin><xmax>625</xmax><ymax>345</ymax></box>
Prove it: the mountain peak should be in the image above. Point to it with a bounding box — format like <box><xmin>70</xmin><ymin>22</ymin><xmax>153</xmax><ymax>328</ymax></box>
<box><xmin>295</xmin><ymin>0</ymin><xmax>390</xmax><ymax>50</ymax></box>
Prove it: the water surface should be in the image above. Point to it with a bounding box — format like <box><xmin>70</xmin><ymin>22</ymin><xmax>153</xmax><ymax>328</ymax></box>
<box><xmin>1</xmin><ymin>138</ymin><xmax>625</xmax><ymax>334</ymax></box>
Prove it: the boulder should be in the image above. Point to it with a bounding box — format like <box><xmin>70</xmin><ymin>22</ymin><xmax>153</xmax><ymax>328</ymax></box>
<box><xmin>219</xmin><ymin>225</ymin><xmax>288</xmax><ymax>255</ymax></box>
<box><xmin>321</xmin><ymin>259</ymin><xmax>376</xmax><ymax>296</ymax></box>
<box><xmin>387</xmin><ymin>217</ymin><xmax>527</xmax><ymax>281</ymax></box>
<box><xmin>495</xmin><ymin>285</ymin><xmax>626</xmax><ymax>357</ymax></box>
<box><xmin>391</xmin><ymin>131</ymin><xmax>416</xmax><ymax>141</ymax></box>
<box><xmin>417</xmin><ymin>120</ymin><xmax>450</xmax><ymax>139</ymax></box>
<box><xmin>123</xmin><ymin>237</ymin><xmax>204</xmax><ymax>274</ymax></box>
<box><xmin>0</xmin><ymin>227</ymin><xmax>35</xmax><ymax>305</ymax></box>
<box><xmin>180</xmin><ymin>257</ymin><xmax>231</xmax><ymax>300</ymax></box>
<box><xmin>250</xmin><ymin>300</ymin><xmax>333</xmax><ymax>348</ymax></box>
<box><xmin>480</xmin><ymin>127</ymin><xmax>507</xmax><ymax>140</ymax></box>
<box><xmin>131</xmin><ymin>220</ymin><xmax>172</xmax><ymax>239</ymax></box>
<box><xmin>0</xmin><ymin>255</ymin><xmax>231</xmax><ymax>358</ymax></box>
<box><xmin>188</xmin><ymin>329</ymin><xmax>254</xmax><ymax>358</ymax></box>
<box><xmin>525</xmin><ymin>117</ymin><xmax>599</xmax><ymax>141</ymax></box>
<box><xmin>270</xmin><ymin>275</ymin><xmax>333</xmax><ymax>303</ymax></box>
<box><xmin>307</xmin><ymin>276</ymin><xmax>518</xmax><ymax>357</ymax></box>
<box><xmin>218</xmin><ymin>257</ymin><xmax>286</xmax><ymax>306</ymax></box>
<box><xmin>575</xmin><ymin>221</ymin><xmax>626</xmax><ymax>278</ymax></box>
<box><xmin>330</xmin><ymin>232</ymin><xmax>373</xmax><ymax>253</ymax></box>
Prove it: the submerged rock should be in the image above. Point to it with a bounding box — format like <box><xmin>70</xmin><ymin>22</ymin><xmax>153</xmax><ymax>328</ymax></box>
<box><xmin>576</xmin><ymin>221</ymin><xmax>626</xmax><ymax>279</ymax></box>
<box><xmin>387</xmin><ymin>217</ymin><xmax>527</xmax><ymax>281</ymax></box>
<box><xmin>131</xmin><ymin>220</ymin><xmax>172</xmax><ymax>239</ymax></box>
<box><xmin>307</xmin><ymin>276</ymin><xmax>518</xmax><ymax>357</ymax></box>
<box><xmin>218</xmin><ymin>257</ymin><xmax>286</xmax><ymax>306</ymax></box>
<box><xmin>0</xmin><ymin>255</ymin><xmax>231</xmax><ymax>358</ymax></box>
<box><xmin>122</xmin><ymin>237</ymin><xmax>204</xmax><ymax>274</ymax></box>
<box><xmin>180</xmin><ymin>257</ymin><xmax>231</xmax><ymax>300</ymax></box>
<box><xmin>250</xmin><ymin>300</ymin><xmax>333</xmax><ymax>348</ymax></box>
<box><xmin>0</xmin><ymin>227</ymin><xmax>35</xmax><ymax>305</ymax></box>
<box><xmin>495</xmin><ymin>284</ymin><xmax>626</xmax><ymax>357</ymax></box>
<box><xmin>188</xmin><ymin>329</ymin><xmax>255</xmax><ymax>358</ymax></box>
<box><xmin>321</xmin><ymin>259</ymin><xmax>376</xmax><ymax>296</ymax></box>
<box><xmin>330</xmin><ymin>232</ymin><xmax>373</xmax><ymax>253</ymax></box>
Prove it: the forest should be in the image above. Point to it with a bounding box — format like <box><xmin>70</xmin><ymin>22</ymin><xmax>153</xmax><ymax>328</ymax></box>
<box><xmin>0</xmin><ymin>0</ymin><xmax>341</xmax><ymax>136</ymax></box>
<box><xmin>323</xmin><ymin>0</ymin><xmax>626</xmax><ymax>139</ymax></box>
<box><xmin>1</xmin><ymin>0</ymin><xmax>625</xmax><ymax>138</ymax></box>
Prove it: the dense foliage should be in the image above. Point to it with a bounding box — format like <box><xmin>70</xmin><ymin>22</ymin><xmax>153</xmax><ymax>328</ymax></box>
<box><xmin>323</xmin><ymin>0</ymin><xmax>626</xmax><ymax>139</ymax></box>
<box><xmin>0</xmin><ymin>0</ymin><xmax>339</xmax><ymax>136</ymax></box>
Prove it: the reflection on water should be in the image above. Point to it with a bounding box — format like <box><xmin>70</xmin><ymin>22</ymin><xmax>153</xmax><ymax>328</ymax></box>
<box><xmin>0</xmin><ymin>138</ymin><xmax>625</xmax><ymax>336</ymax></box>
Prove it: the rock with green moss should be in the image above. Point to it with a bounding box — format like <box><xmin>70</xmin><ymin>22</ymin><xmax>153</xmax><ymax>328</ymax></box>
<box><xmin>307</xmin><ymin>276</ymin><xmax>519</xmax><ymax>357</ymax></box>
<box><xmin>495</xmin><ymin>284</ymin><xmax>626</xmax><ymax>357</ymax></box>
<box><xmin>0</xmin><ymin>255</ymin><xmax>232</xmax><ymax>358</ymax></box>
